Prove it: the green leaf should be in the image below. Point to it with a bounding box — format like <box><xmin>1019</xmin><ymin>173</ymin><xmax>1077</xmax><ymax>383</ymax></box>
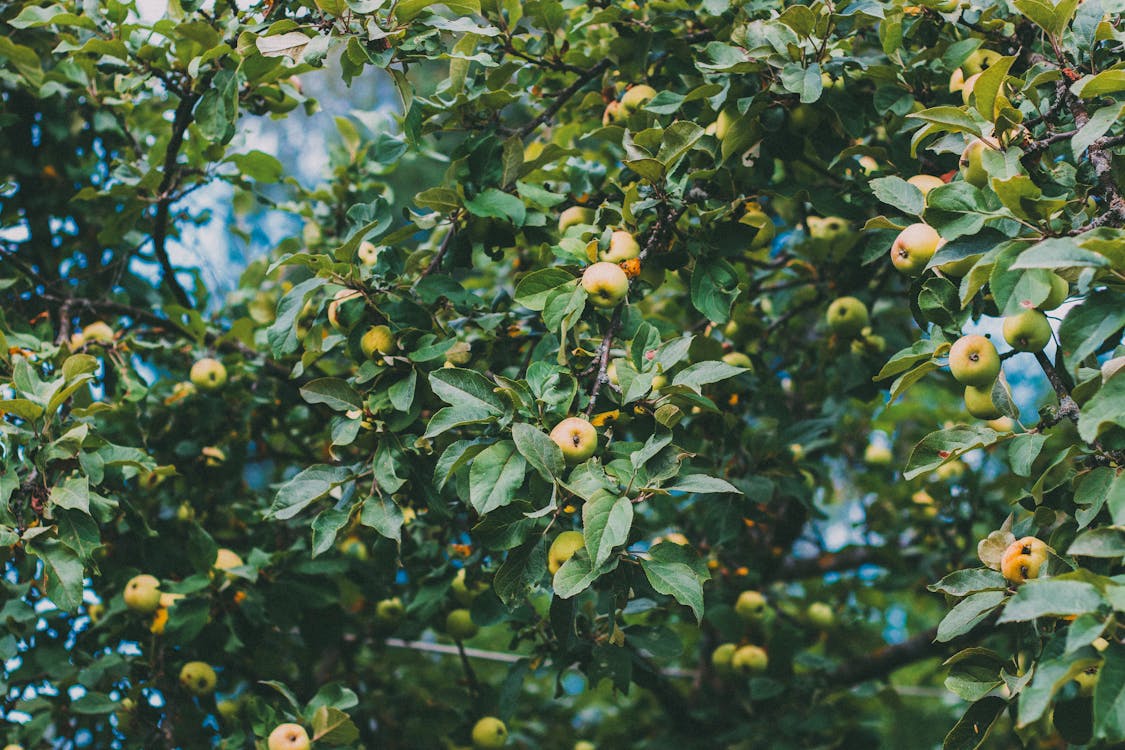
<box><xmin>311</xmin><ymin>705</ymin><xmax>360</xmax><ymax>744</ymax></box>
<box><xmin>907</xmin><ymin>106</ymin><xmax>983</xmax><ymax>137</ymax></box>
<box><xmin>583</xmin><ymin>491</ymin><xmax>633</xmax><ymax>567</ymax></box>
<box><xmin>1094</xmin><ymin>642</ymin><xmax>1125</xmax><ymax>739</ymax></box>
<box><xmin>1060</xmin><ymin>292</ymin><xmax>1125</xmax><ymax>374</ymax></box>
<box><xmin>641</xmin><ymin>558</ymin><xmax>705</xmax><ymax>623</ymax></box>
<box><xmin>494</xmin><ymin>538</ymin><xmax>547</xmax><ymax>607</ymax></box>
<box><xmin>943</xmin><ymin>696</ymin><xmax>1006</xmax><ymax>750</ymax></box>
<box><xmin>929</xmin><ymin>568</ymin><xmax>1008</xmax><ymax>597</ymax></box>
<box><xmin>468</xmin><ymin>441</ymin><xmax>526</xmax><ymax>514</ymax></box>
<box><xmin>1068</xmin><ymin>528</ymin><xmax>1125</xmax><ymax>558</ymax></box>
<box><xmin>662</xmin><ymin>474</ymin><xmax>741</xmax><ymax>494</ymax></box>
<box><xmin>1078</xmin><ymin>371</ymin><xmax>1125</xmax><ymax>444</ymax></box>
<box><xmin>360</xmin><ymin>495</ymin><xmax>404</xmax><ymax>543</ymax></box>
<box><xmin>997</xmin><ymin>579</ymin><xmax>1105</xmax><ymax>623</ymax></box>
<box><xmin>27</xmin><ymin>538</ymin><xmax>85</xmax><ymax>611</ymax></box>
<box><xmin>1073</xmin><ymin>104</ymin><xmax>1125</xmax><ymax>157</ymax></box>
<box><xmin>55</xmin><ymin>509</ymin><xmax>101</xmax><ymax>562</ymax></box>
<box><xmin>429</xmin><ymin>368</ymin><xmax>506</xmax><ymax>414</ymax></box>
<box><xmin>972</xmin><ymin>55</ymin><xmax>1015</xmax><ymax>120</ymax></box>
<box><xmin>50</xmin><ymin>475</ymin><xmax>90</xmax><ymax>513</ymax></box>
<box><xmin>269</xmin><ymin>465</ymin><xmax>353</xmax><ymax>520</ymax></box>
<box><xmin>936</xmin><ymin>590</ymin><xmax>1007</xmax><ymax>642</ymax></box>
<box><xmin>1073</xmin><ymin>69</ymin><xmax>1125</xmax><ymax>98</ymax></box>
<box><xmin>690</xmin><ymin>259</ymin><xmax>740</xmax><ymax>323</ymax></box>
<box><xmin>553</xmin><ymin>551</ymin><xmax>605</xmax><ymax>598</ymax></box>
<box><xmin>464</xmin><ymin>188</ymin><xmax>526</xmax><ymax>228</ymax></box>
<box><xmin>514</xmin><ymin>269</ymin><xmax>577</xmax><ymax>311</ymax></box>
<box><xmin>70</xmin><ymin>693</ymin><xmax>119</xmax><ymax>715</ymax></box>
<box><xmin>300</xmin><ymin>378</ymin><xmax>363</xmax><ymax>412</ymax></box>
<box><xmin>869</xmin><ymin>176</ymin><xmax>924</xmax><ymax>217</ymax></box>
<box><xmin>671</xmin><ymin>361</ymin><xmax>746</xmax><ymax>390</ymax></box>
<box><xmin>311</xmin><ymin>507</ymin><xmax>350</xmax><ymax>557</ymax></box>
<box><xmin>1010</xmin><ymin>238</ymin><xmax>1108</xmax><ymax>269</ymax></box>
<box><xmin>511</xmin><ymin>423</ymin><xmax>564</xmax><ymax>482</ymax></box>
<box><xmin>905</xmin><ymin>426</ymin><xmax>1003</xmax><ymax>480</ymax></box>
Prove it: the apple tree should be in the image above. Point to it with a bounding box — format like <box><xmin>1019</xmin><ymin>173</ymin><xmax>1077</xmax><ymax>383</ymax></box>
<box><xmin>0</xmin><ymin>0</ymin><xmax>1123</xmax><ymax>748</ymax></box>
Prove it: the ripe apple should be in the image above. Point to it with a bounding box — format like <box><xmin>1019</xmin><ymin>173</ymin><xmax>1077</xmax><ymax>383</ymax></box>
<box><xmin>548</xmin><ymin>530</ymin><xmax>586</xmax><ymax>575</ymax></box>
<box><xmin>731</xmin><ymin>645</ymin><xmax>769</xmax><ymax>675</ymax></box>
<box><xmin>890</xmin><ymin>223</ymin><xmax>943</xmax><ymax>275</ymax></box>
<box><xmin>82</xmin><ymin>321</ymin><xmax>116</xmax><ymax>346</ymax></box>
<box><xmin>268</xmin><ymin>723</ymin><xmax>311</xmax><ymax>750</ymax></box>
<box><xmin>446</xmin><ymin>608</ymin><xmax>480</xmax><ymax>640</ymax></box>
<box><xmin>986</xmin><ymin>416</ymin><xmax>1015</xmax><ymax>432</ymax></box>
<box><xmin>734</xmin><ymin>590</ymin><xmax>768</xmax><ymax>622</ymax></box>
<box><xmin>907</xmin><ymin>174</ymin><xmax>945</xmax><ymax>196</ymax></box>
<box><xmin>711</xmin><ymin>643</ymin><xmax>738</xmax><ymax>677</ymax></box>
<box><xmin>3</xmin><ymin>744</ymin><xmax>25</xmax><ymax>750</ymax></box>
<box><xmin>722</xmin><ymin>351</ymin><xmax>753</xmax><ymax>370</ymax></box>
<box><xmin>549</xmin><ymin>417</ymin><xmax>598</xmax><ymax>464</ymax></box>
<box><xmin>1002</xmin><ymin>310</ymin><xmax>1051</xmax><ymax>352</ymax></box>
<box><xmin>190</xmin><ymin>358</ymin><xmax>227</xmax><ymax>391</ymax></box>
<box><xmin>582</xmin><ymin>262</ymin><xmax>629</xmax><ymax>308</ymax></box>
<box><xmin>361</xmin><ymin>324</ymin><xmax>396</xmax><ymax>358</ymax></box>
<box><xmin>1000</xmin><ymin>536</ymin><xmax>1049</xmax><ymax>583</ymax></box>
<box><xmin>620</xmin><ymin>84</ymin><xmax>656</xmax><ymax>114</ymax></box>
<box><xmin>864</xmin><ymin>443</ymin><xmax>892</xmax><ymax>466</ymax></box>
<box><xmin>1039</xmin><ymin>273</ymin><xmax>1068</xmax><ymax>310</ymax></box>
<box><xmin>807</xmin><ymin>602</ymin><xmax>835</xmax><ymax>629</ymax></box>
<box><xmin>948</xmin><ymin>335</ymin><xmax>1001</xmax><ymax>387</ymax></box>
<box><xmin>825</xmin><ymin>296</ymin><xmax>869</xmax><ymax>338</ymax></box>
<box><xmin>559</xmin><ymin>206</ymin><xmax>595</xmax><ymax>233</ymax></box>
<box><xmin>452</xmin><ymin>568</ymin><xmax>488</xmax><ymax>606</ymax></box>
<box><xmin>963</xmin><ymin>48</ymin><xmax>1002</xmax><ymax>75</ymax></box>
<box><xmin>964</xmin><ymin>385</ymin><xmax>1002</xmax><ymax>419</ymax></box>
<box><xmin>934</xmin><ymin>460</ymin><xmax>966</xmax><ymax>481</ymax></box>
<box><xmin>602</xmin><ymin>101</ymin><xmax>623</xmax><ymax>126</ymax></box>
<box><xmin>179</xmin><ymin>661</ymin><xmax>217</xmax><ymax>696</ymax></box>
<box><xmin>124</xmin><ymin>574</ymin><xmax>162</xmax><ymax>614</ymax></box>
<box><xmin>471</xmin><ymin>716</ymin><xmax>508</xmax><ymax>749</ymax></box>
<box><xmin>960</xmin><ymin>136</ymin><xmax>1000</xmax><ymax>188</ymax></box>
<box><xmin>357</xmin><ymin>240</ymin><xmax>380</xmax><ymax>266</ymax></box>
<box><xmin>375</xmin><ymin>597</ymin><xmax>405</xmax><ymax>623</ymax></box>
<box><xmin>327</xmin><ymin>288</ymin><xmax>363</xmax><ymax>331</ymax></box>
<box><xmin>600</xmin><ymin>230</ymin><xmax>640</xmax><ymax>263</ymax></box>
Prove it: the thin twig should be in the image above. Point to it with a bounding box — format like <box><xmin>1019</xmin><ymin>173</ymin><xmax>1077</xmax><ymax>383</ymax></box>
<box><xmin>585</xmin><ymin>305</ymin><xmax>623</xmax><ymax>417</ymax></box>
<box><xmin>513</xmin><ymin>59</ymin><xmax>611</xmax><ymax>138</ymax></box>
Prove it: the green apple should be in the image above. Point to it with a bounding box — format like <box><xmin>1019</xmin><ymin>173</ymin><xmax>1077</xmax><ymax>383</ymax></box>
<box><xmin>807</xmin><ymin>602</ymin><xmax>835</xmax><ymax>629</ymax></box>
<box><xmin>549</xmin><ymin>417</ymin><xmax>598</xmax><ymax>464</ymax></box>
<box><xmin>548</xmin><ymin>530</ymin><xmax>586</xmax><ymax>575</ymax></box>
<box><xmin>1039</xmin><ymin>273</ymin><xmax>1068</xmax><ymax>310</ymax></box>
<box><xmin>216</xmin><ymin>698</ymin><xmax>241</xmax><ymax>724</ymax></box>
<box><xmin>620</xmin><ymin>84</ymin><xmax>656</xmax><ymax>114</ymax></box>
<box><xmin>1074</xmin><ymin>668</ymin><xmax>1099</xmax><ymax>697</ymax></box>
<box><xmin>602</xmin><ymin>100</ymin><xmax>623</xmax><ymax>126</ymax></box>
<box><xmin>361</xmin><ymin>324</ymin><xmax>396</xmax><ymax>358</ymax></box>
<box><xmin>963</xmin><ymin>48</ymin><xmax>1002</xmax><ymax>75</ymax></box>
<box><xmin>575</xmin><ymin>742</ymin><xmax>596</xmax><ymax>750</ymax></box>
<box><xmin>582</xmin><ymin>262</ymin><xmax>629</xmax><ymax>308</ymax></box>
<box><xmin>190</xmin><ymin>357</ymin><xmax>227</xmax><ymax>391</ymax></box>
<box><xmin>714</xmin><ymin>108</ymin><xmax>736</xmax><ymax>141</ymax></box>
<box><xmin>890</xmin><ymin>223</ymin><xmax>943</xmax><ymax>275</ymax></box>
<box><xmin>375</xmin><ymin>597</ymin><xmax>405</xmax><ymax>623</ymax></box>
<box><xmin>87</xmin><ymin>601</ymin><xmax>106</xmax><ymax>624</ymax></box>
<box><xmin>471</xmin><ymin>716</ymin><xmax>508</xmax><ymax>749</ymax></box>
<box><xmin>731</xmin><ymin>645</ymin><xmax>769</xmax><ymax>675</ymax></box>
<box><xmin>711</xmin><ymin>643</ymin><xmax>738</xmax><ymax>677</ymax></box>
<box><xmin>339</xmin><ymin>534</ymin><xmax>369</xmax><ymax>560</ymax></box>
<box><xmin>960</xmin><ymin>137</ymin><xmax>999</xmax><ymax>188</ymax></box>
<box><xmin>986</xmin><ymin>416</ymin><xmax>1015</xmax><ymax>432</ymax></box>
<box><xmin>789</xmin><ymin>104</ymin><xmax>821</xmax><ymax>133</ymax></box>
<box><xmin>82</xmin><ymin>320</ymin><xmax>116</xmax><ymax>345</ymax></box>
<box><xmin>268</xmin><ymin>723</ymin><xmax>311</xmax><ymax>750</ymax></box>
<box><xmin>722</xmin><ymin>351</ymin><xmax>753</xmax><ymax>370</ymax></box>
<box><xmin>452</xmin><ymin>568</ymin><xmax>488</xmax><ymax>606</ymax></box>
<box><xmin>964</xmin><ymin>384</ymin><xmax>1002</xmax><ymax>420</ymax></box>
<box><xmin>864</xmin><ymin>443</ymin><xmax>892</xmax><ymax>466</ymax></box>
<box><xmin>960</xmin><ymin>72</ymin><xmax>981</xmax><ymax>105</ymax></box>
<box><xmin>357</xmin><ymin>240</ymin><xmax>380</xmax><ymax>266</ymax></box>
<box><xmin>600</xmin><ymin>230</ymin><xmax>640</xmax><ymax>263</ymax></box>
<box><xmin>1002</xmin><ymin>310</ymin><xmax>1051</xmax><ymax>352</ymax></box>
<box><xmin>949</xmin><ymin>334</ymin><xmax>1001</xmax><ymax>387</ymax></box>
<box><xmin>735</xmin><ymin>590</ymin><xmax>768</xmax><ymax>622</ymax></box>
<box><xmin>179</xmin><ymin>661</ymin><xmax>217</xmax><ymax>696</ymax></box>
<box><xmin>446</xmin><ymin>608</ymin><xmax>479</xmax><ymax>640</ymax></box>
<box><xmin>123</xmin><ymin>574</ymin><xmax>162</xmax><ymax>614</ymax></box>
<box><xmin>825</xmin><ymin>296</ymin><xmax>869</xmax><ymax>338</ymax></box>
<box><xmin>948</xmin><ymin>67</ymin><xmax>967</xmax><ymax>93</ymax></box>
<box><xmin>907</xmin><ymin>174</ymin><xmax>944</xmax><ymax>196</ymax></box>
<box><xmin>807</xmin><ymin>215</ymin><xmax>852</xmax><ymax>243</ymax></box>
<box><xmin>559</xmin><ymin>206</ymin><xmax>595</xmax><ymax>233</ymax></box>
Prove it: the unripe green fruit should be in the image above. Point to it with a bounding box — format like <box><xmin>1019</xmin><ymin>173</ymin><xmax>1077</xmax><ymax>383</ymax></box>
<box><xmin>731</xmin><ymin>645</ymin><xmax>769</xmax><ymax>675</ymax></box>
<box><xmin>1002</xmin><ymin>310</ymin><xmax>1051</xmax><ymax>352</ymax></box>
<box><xmin>190</xmin><ymin>358</ymin><xmax>227</xmax><ymax>391</ymax></box>
<box><xmin>471</xmin><ymin>716</ymin><xmax>508</xmax><ymax>748</ymax></box>
<box><xmin>722</xmin><ymin>351</ymin><xmax>753</xmax><ymax>370</ymax></box>
<box><xmin>548</xmin><ymin>530</ymin><xmax>586</xmax><ymax>575</ymax></box>
<box><xmin>361</xmin><ymin>324</ymin><xmax>396</xmax><ymax>358</ymax></box>
<box><xmin>452</xmin><ymin>568</ymin><xmax>488</xmax><ymax>606</ymax></box>
<box><xmin>446</xmin><ymin>608</ymin><xmax>479</xmax><ymax>640</ymax></box>
<box><xmin>825</xmin><ymin>297</ymin><xmax>869</xmax><ymax>338</ymax></box>
<box><xmin>375</xmin><ymin>597</ymin><xmax>405</xmax><ymax>623</ymax></box>
<box><xmin>123</xmin><ymin>574</ymin><xmax>162</xmax><ymax>614</ymax></box>
<box><xmin>807</xmin><ymin>602</ymin><xmax>835</xmax><ymax>629</ymax></box>
<box><xmin>620</xmin><ymin>84</ymin><xmax>656</xmax><ymax>114</ymax></box>
<box><xmin>1039</xmin><ymin>273</ymin><xmax>1068</xmax><ymax>311</ymax></box>
<box><xmin>559</xmin><ymin>206</ymin><xmax>595</xmax><ymax>233</ymax></box>
<box><xmin>948</xmin><ymin>335</ymin><xmax>1001</xmax><ymax>387</ymax></box>
<box><xmin>964</xmin><ymin>384</ymin><xmax>1003</xmax><ymax>420</ymax></box>
<box><xmin>179</xmin><ymin>661</ymin><xmax>217</xmax><ymax>696</ymax></box>
<box><xmin>735</xmin><ymin>590</ymin><xmax>768</xmax><ymax>622</ymax></box>
<box><xmin>711</xmin><ymin>643</ymin><xmax>738</xmax><ymax>677</ymax></box>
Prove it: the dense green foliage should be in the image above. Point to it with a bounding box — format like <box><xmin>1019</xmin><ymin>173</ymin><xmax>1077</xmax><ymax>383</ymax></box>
<box><xmin>1</xmin><ymin>0</ymin><xmax>1124</xmax><ymax>747</ymax></box>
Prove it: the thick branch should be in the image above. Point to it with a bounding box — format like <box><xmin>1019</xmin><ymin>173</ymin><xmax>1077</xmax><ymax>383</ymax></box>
<box><xmin>827</xmin><ymin>627</ymin><xmax>941</xmax><ymax>686</ymax></box>
<box><xmin>513</xmin><ymin>59</ymin><xmax>611</xmax><ymax>137</ymax></box>
<box><xmin>1034</xmin><ymin>349</ymin><xmax>1079</xmax><ymax>422</ymax></box>
<box><xmin>774</xmin><ymin>545</ymin><xmax>888</xmax><ymax>580</ymax></box>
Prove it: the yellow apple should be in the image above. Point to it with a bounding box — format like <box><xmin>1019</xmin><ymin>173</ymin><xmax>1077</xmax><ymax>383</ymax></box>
<box><xmin>190</xmin><ymin>358</ymin><xmax>227</xmax><ymax>391</ymax></box>
<box><xmin>361</xmin><ymin>324</ymin><xmax>396</xmax><ymax>358</ymax></box>
<box><xmin>549</xmin><ymin>417</ymin><xmax>598</xmax><ymax>464</ymax></box>
<box><xmin>711</xmin><ymin>643</ymin><xmax>738</xmax><ymax>677</ymax></box>
<box><xmin>907</xmin><ymin>174</ymin><xmax>945</xmax><ymax>196</ymax></box>
<box><xmin>600</xmin><ymin>230</ymin><xmax>640</xmax><ymax>263</ymax></box>
<box><xmin>179</xmin><ymin>661</ymin><xmax>217</xmax><ymax>696</ymax></box>
<box><xmin>327</xmin><ymin>288</ymin><xmax>363</xmax><ymax>331</ymax></box>
<box><xmin>731</xmin><ymin>645</ymin><xmax>769</xmax><ymax>675</ymax></box>
<box><xmin>559</xmin><ymin>206</ymin><xmax>595</xmax><ymax>233</ymax></box>
<box><xmin>960</xmin><ymin>136</ymin><xmax>1000</xmax><ymax>188</ymax></box>
<box><xmin>1000</xmin><ymin>536</ymin><xmax>1048</xmax><ymax>583</ymax></box>
<box><xmin>268</xmin><ymin>723</ymin><xmax>311</xmax><ymax>750</ymax></box>
<box><xmin>357</xmin><ymin>240</ymin><xmax>380</xmax><ymax>266</ymax></box>
<box><xmin>964</xmin><ymin>384</ymin><xmax>1003</xmax><ymax>419</ymax></box>
<box><xmin>949</xmin><ymin>334</ymin><xmax>1001</xmax><ymax>387</ymax></box>
<box><xmin>548</xmin><ymin>530</ymin><xmax>586</xmax><ymax>575</ymax></box>
<box><xmin>82</xmin><ymin>321</ymin><xmax>116</xmax><ymax>346</ymax></box>
<box><xmin>825</xmin><ymin>296</ymin><xmax>869</xmax><ymax>337</ymax></box>
<box><xmin>890</xmin><ymin>223</ymin><xmax>943</xmax><ymax>275</ymax></box>
<box><xmin>123</xmin><ymin>574</ymin><xmax>162</xmax><ymax>614</ymax></box>
<box><xmin>471</xmin><ymin>716</ymin><xmax>508</xmax><ymax>749</ymax></box>
<box><xmin>735</xmin><ymin>590</ymin><xmax>768</xmax><ymax>622</ymax></box>
<box><xmin>446</xmin><ymin>608</ymin><xmax>479</xmax><ymax>640</ymax></box>
<box><xmin>582</xmin><ymin>262</ymin><xmax>629</xmax><ymax>308</ymax></box>
<box><xmin>620</xmin><ymin>84</ymin><xmax>656</xmax><ymax>114</ymax></box>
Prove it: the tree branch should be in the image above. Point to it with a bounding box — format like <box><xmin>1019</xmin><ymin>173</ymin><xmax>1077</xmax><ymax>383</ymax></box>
<box><xmin>512</xmin><ymin>59</ymin><xmax>611</xmax><ymax>138</ymax></box>
<box><xmin>827</xmin><ymin>627</ymin><xmax>942</xmax><ymax>686</ymax></box>
<box><xmin>151</xmin><ymin>88</ymin><xmax>202</xmax><ymax>308</ymax></box>
<box><xmin>584</xmin><ymin>305</ymin><xmax>623</xmax><ymax>417</ymax></box>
